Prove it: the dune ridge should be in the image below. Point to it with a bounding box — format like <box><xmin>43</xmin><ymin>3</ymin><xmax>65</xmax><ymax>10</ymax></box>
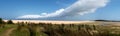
<box><xmin>4</xmin><ymin>20</ymin><xmax>95</xmax><ymax>24</ymax></box>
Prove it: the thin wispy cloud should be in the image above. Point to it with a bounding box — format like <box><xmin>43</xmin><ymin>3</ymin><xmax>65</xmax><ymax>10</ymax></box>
<box><xmin>17</xmin><ymin>0</ymin><xmax>109</xmax><ymax>19</ymax></box>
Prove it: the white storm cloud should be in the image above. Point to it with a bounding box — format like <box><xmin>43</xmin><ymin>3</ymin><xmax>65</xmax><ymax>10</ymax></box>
<box><xmin>17</xmin><ymin>0</ymin><xmax>109</xmax><ymax>19</ymax></box>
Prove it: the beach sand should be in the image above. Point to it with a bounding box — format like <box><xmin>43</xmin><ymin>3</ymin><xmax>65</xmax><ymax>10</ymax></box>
<box><xmin>4</xmin><ymin>20</ymin><xmax>95</xmax><ymax>24</ymax></box>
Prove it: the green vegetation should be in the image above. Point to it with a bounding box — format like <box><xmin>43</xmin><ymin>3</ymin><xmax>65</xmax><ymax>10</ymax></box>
<box><xmin>10</xmin><ymin>23</ymin><xmax>120</xmax><ymax>36</ymax></box>
<box><xmin>11</xmin><ymin>25</ymin><xmax>30</xmax><ymax>36</ymax></box>
<box><xmin>0</xmin><ymin>18</ymin><xmax>120</xmax><ymax>36</ymax></box>
<box><xmin>7</xmin><ymin>20</ymin><xmax>14</xmax><ymax>24</ymax></box>
<box><xmin>0</xmin><ymin>24</ymin><xmax>17</xmax><ymax>36</ymax></box>
<box><xmin>0</xmin><ymin>23</ymin><xmax>120</xmax><ymax>36</ymax></box>
<box><xmin>0</xmin><ymin>18</ymin><xmax>2</xmax><ymax>24</ymax></box>
<box><xmin>0</xmin><ymin>18</ymin><xmax>5</xmax><ymax>24</ymax></box>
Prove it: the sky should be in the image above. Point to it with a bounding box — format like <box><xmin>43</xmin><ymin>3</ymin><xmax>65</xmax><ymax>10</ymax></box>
<box><xmin>0</xmin><ymin>0</ymin><xmax>120</xmax><ymax>21</ymax></box>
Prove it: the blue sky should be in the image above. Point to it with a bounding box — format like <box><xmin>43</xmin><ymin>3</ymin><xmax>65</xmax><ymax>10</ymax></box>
<box><xmin>96</xmin><ymin>0</ymin><xmax>120</xmax><ymax>20</ymax></box>
<box><xmin>0</xmin><ymin>0</ymin><xmax>120</xmax><ymax>20</ymax></box>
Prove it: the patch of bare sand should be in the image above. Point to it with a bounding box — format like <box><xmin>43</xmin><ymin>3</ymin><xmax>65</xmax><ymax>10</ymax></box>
<box><xmin>4</xmin><ymin>20</ymin><xmax>95</xmax><ymax>24</ymax></box>
<box><xmin>1</xmin><ymin>28</ymin><xmax>15</xmax><ymax>36</ymax></box>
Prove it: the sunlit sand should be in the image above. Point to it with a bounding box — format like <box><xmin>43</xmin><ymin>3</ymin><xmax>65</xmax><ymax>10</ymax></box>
<box><xmin>4</xmin><ymin>20</ymin><xmax>95</xmax><ymax>24</ymax></box>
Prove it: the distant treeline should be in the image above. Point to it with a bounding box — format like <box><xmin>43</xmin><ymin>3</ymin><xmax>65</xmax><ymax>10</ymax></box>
<box><xmin>0</xmin><ymin>18</ymin><xmax>14</xmax><ymax>24</ymax></box>
<box><xmin>95</xmin><ymin>20</ymin><xmax>120</xmax><ymax>22</ymax></box>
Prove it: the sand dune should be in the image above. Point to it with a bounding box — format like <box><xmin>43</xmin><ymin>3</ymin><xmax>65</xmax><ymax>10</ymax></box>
<box><xmin>4</xmin><ymin>20</ymin><xmax>95</xmax><ymax>24</ymax></box>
